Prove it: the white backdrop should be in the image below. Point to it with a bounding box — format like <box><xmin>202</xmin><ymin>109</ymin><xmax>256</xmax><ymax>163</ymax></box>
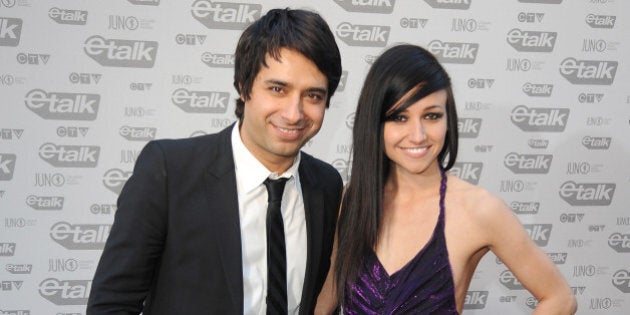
<box><xmin>1</xmin><ymin>0</ymin><xmax>629</xmax><ymax>314</ymax></box>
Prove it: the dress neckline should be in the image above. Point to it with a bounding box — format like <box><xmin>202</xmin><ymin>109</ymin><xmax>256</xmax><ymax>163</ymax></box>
<box><xmin>372</xmin><ymin>168</ymin><xmax>448</xmax><ymax>278</ymax></box>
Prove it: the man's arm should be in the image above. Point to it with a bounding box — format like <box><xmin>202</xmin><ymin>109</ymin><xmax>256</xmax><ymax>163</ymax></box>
<box><xmin>87</xmin><ymin>141</ymin><xmax>169</xmax><ymax>314</ymax></box>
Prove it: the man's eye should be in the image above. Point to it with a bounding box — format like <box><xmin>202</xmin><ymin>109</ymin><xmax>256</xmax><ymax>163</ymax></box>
<box><xmin>307</xmin><ymin>92</ymin><xmax>323</xmax><ymax>101</ymax></box>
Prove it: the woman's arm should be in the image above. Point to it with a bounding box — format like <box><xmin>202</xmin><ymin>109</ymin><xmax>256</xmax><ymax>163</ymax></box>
<box><xmin>315</xmin><ymin>228</ymin><xmax>339</xmax><ymax>315</ymax></box>
<box><xmin>480</xmin><ymin>194</ymin><xmax>577</xmax><ymax>314</ymax></box>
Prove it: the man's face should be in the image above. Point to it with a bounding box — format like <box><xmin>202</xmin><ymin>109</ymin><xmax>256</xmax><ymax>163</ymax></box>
<box><xmin>239</xmin><ymin>48</ymin><xmax>328</xmax><ymax>173</ymax></box>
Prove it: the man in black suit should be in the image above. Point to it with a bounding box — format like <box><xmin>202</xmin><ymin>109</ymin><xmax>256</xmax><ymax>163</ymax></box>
<box><xmin>87</xmin><ymin>8</ymin><xmax>343</xmax><ymax>314</ymax></box>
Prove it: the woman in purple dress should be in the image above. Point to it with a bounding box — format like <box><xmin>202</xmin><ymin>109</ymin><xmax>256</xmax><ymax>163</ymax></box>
<box><xmin>316</xmin><ymin>45</ymin><xmax>576</xmax><ymax>314</ymax></box>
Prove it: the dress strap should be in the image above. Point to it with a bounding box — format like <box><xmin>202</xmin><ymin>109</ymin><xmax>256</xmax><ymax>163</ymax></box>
<box><xmin>438</xmin><ymin>167</ymin><xmax>447</xmax><ymax>221</ymax></box>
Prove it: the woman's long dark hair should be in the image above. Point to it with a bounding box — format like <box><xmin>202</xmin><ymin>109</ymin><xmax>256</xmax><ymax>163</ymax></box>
<box><xmin>335</xmin><ymin>44</ymin><xmax>459</xmax><ymax>302</ymax></box>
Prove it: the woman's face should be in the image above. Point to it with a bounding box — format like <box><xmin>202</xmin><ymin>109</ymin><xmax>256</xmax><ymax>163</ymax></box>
<box><xmin>383</xmin><ymin>89</ymin><xmax>448</xmax><ymax>177</ymax></box>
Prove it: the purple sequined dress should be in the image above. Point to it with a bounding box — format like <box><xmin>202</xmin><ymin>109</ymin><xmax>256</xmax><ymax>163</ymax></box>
<box><xmin>343</xmin><ymin>169</ymin><xmax>458</xmax><ymax>314</ymax></box>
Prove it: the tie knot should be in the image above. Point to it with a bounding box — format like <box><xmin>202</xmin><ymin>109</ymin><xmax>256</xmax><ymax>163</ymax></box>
<box><xmin>264</xmin><ymin>177</ymin><xmax>288</xmax><ymax>203</ymax></box>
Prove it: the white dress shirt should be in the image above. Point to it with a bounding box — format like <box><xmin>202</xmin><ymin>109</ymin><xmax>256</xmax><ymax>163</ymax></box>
<box><xmin>231</xmin><ymin>124</ymin><xmax>307</xmax><ymax>315</ymax></box>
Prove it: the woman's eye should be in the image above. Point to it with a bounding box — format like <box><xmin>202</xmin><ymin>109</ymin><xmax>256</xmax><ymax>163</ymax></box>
<box><xmin>388</xmin><ymin>115</ymin><xmax>406</xmax><ymax>122</ymax></box>
<box><xmin>425</xmin><ymin>113</ymin><xmax>444</xmax><ymax>120</ymax></box>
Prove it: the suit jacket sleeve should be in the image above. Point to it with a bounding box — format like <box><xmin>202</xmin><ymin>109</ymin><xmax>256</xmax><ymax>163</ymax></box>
<box><xmin>87</xmin><ymin>140</ymin><xmax>169</xmax><ymax>314</ymax></box>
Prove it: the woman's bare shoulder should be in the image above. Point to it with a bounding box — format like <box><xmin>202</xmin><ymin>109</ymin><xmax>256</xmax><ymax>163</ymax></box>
<box><xmin>445</xmin><ymin>174</ymin><xmax>510</xmax><ymax>222</ymax></box>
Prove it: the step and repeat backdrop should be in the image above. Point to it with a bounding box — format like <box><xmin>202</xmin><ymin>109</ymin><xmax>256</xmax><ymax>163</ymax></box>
<box><xmin>1</xmin><ymin>0</ymin><xmax>629</xmax><ymax>314</ymax></box>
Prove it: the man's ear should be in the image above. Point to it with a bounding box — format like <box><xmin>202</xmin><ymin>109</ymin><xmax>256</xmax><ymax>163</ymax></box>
<box><xmin>238</xmin><ymin>83</ymin><xmax>246</xmax><ymax>102</ymax></box>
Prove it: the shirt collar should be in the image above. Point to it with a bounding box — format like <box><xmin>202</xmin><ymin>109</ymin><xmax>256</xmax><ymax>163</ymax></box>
<box><xmin>231</xmin><ymin>124</ymin><xmax>300</xmax><ymax>193</ymax></box>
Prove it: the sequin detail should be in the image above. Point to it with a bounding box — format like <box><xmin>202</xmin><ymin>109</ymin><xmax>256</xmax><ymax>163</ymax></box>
<box><xmin>343</xmin><ymin>169</ymin><xmax>458</xmax><ymax>314</ymax></box>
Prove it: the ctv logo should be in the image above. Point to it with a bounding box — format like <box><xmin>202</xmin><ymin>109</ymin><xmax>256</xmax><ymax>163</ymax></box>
<box><xmin>0</xmin><ymin>17</ymin><xmax>22</xmax><ymax>46</ymax></box>
<box><xmin>84</xmin><ymin>35</ymin><xmax>158</xmax><ymax>68</ymax></box>
<box><xmin>336</xmin><ymin>22</ymin><xmax>390</xmax><ymax>47</ymax></box>
<box><xmin>518</xmin><ymin>12</ymin><xmax>544</xmax><ymax>23</ymax></box>
<box><xmin>1</xmin><ymin>280</ymin><xmax>23</xmax><ymax>291</ymax></box>
<box><xmin>334</xmin><ymin>0</ymin><xmax>395</xmax><ymax>13</ymax></box>
<box><xmin>467</xmin><ymin>78</ymin><xmax>494</xmax><ymax>89</ymax></box>
<box><xmin>175</xmin><ymin>33</ymin><xmax>207</xmax><ymax>46</ymax></box>
<box><xmin>171</xmin><ymin>88</ymin><xmax>230</xmax><ymax>113</ymax></box>
<box><xmin>400</xmin><ymin>18</ymin><xmax>428</xmax><ymax>29</ymax></box>
<box><xmin>578</xmin><ymin>93</ymin><xmax>604</xmax><ymax>103</ymax></box>
<box><xmin>428</xmin><ymin>40</ymin><xmax>478</xmax><ymax>64</ymax></box>
<box><xmin>191</xmin><ymin>1</ymin><xmax>261</xmax><ymax>30</ymax></box>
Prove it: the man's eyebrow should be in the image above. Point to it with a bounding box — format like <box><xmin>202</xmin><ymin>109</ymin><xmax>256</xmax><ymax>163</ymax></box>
<box><xmin>265</xmin><ymin>79</ymin><xmax>328</xmax><ymax>94</ymax></box>
<box><xmin>265</xmin><ymin>79</ymin><xmax>289</xmax><ymax>87</ymax></box>
<box><xmin>306</xmin><ymin>87</ymin><xmax>328</xmax><ymax>95</ymax></box>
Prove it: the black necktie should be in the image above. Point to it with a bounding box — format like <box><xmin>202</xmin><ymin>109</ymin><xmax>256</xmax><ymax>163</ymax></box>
<box><xmin>264</xmin><ymin>177</ymin><xmax>289</xmax><ymax>315</ymax></box>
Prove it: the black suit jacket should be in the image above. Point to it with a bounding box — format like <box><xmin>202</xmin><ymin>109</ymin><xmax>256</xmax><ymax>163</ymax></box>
<box><xmin>87</xmin><ymin>125</ymin><xmax>343</xmax><ymax>314</ymax></box>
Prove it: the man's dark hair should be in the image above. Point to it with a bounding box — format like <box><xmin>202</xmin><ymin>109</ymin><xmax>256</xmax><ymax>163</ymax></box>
<box><xmin>233</xmin><ymin>8</ymin><xmax>342</xmax><ymax>119</ymax></box>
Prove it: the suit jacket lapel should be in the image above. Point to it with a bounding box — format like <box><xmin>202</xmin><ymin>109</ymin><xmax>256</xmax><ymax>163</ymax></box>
<box><xmin>298</xmin><ymin>157</ymin><xmax>325</xmax><ymax>314</ymax></box>
<box><xmin>204</xmin><ymin>125</ymin><xmax>244</xmax><ymax>314</ymax></box>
